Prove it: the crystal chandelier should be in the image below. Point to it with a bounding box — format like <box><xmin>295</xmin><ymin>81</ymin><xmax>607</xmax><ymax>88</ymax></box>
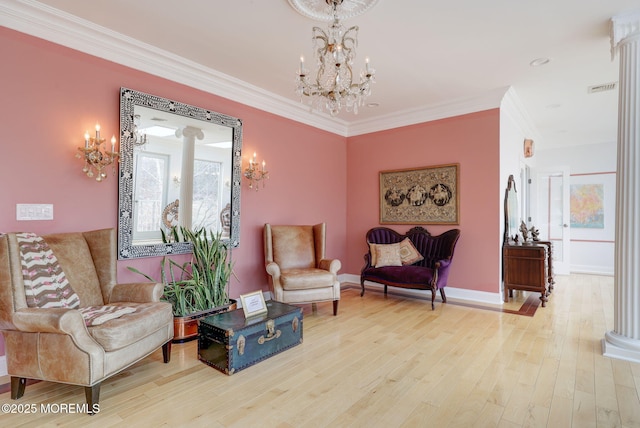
<box><xmin>76</xmin><ymin>124</ymin><xmax>119</xmax><ymax>182</ymax></box>
<box><xmin>295</xmin><ymin>0</ymin><xmax>375</xmax><ymax>116</ymax></box>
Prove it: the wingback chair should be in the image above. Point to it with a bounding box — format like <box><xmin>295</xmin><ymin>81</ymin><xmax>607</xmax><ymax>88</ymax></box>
<box><xmin>0</xmin><ymin>228</ymin><xmax>173</xmax><ymax>413</ymax></box>
<box><xmin>264</xmin><ymin>223</ymin><xmax>341</xmax><ymax>315</ymax></box>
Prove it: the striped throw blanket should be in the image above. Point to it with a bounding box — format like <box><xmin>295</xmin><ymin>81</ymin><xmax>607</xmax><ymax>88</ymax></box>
<box><xmin>17</xmin><ymin>232</ymin><xmax>80</xmax><ymax>309</ymax></box>
<box><xmin>79</xmin><ymin>305</ymin><xmax>137</xmax><ymax>326</ymax></box>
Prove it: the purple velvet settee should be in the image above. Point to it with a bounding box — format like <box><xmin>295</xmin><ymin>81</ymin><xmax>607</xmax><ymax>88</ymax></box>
<box><xmin>360</xmin><ymin>226</ymin><xmax>461</xmax><ymax>309</ymax></box>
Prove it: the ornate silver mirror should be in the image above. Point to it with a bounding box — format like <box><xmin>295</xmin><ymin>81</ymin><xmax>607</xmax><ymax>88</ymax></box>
<box><xmin>118</xmin><ymin>88</ymin><xmax>242</xmax><ymax>259</ymax></box>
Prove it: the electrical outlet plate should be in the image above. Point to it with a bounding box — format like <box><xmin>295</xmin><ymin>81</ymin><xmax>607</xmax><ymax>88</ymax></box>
<box><xmin>16</xmin><ymin>204</ymin><xmax>54</xmax><ymax>221</ymax></box>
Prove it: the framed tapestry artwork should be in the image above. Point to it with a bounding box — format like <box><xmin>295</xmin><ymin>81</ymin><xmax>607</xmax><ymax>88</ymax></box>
<box><xmin>379</xmin><ymin>163</ymin><xmax>459</xmax><ymax>225</ymax></box>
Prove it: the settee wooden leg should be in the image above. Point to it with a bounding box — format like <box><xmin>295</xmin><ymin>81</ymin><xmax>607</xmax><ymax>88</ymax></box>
<box><xmin>162</xmin><ymin>341</ymin><xmax>172</xmax><ymax>363</ymax></box>
<box><xmin>333</xmin><ymin>300</ymin><xmax>339</xmax><ymax>316</ymax></box>
<box><xmin>431</xmin><ymin>290</ymin><xmax>436</xmax><ymax>310</ymax></box>
<box><xmin>85</xmin><ymin>383</ymin><xmax>100</xmax><ymax>415</ymax></box>
<box><xmin>11</xmin><ymin>377</ymin><xmax>26</xmax><ymax>399</ymax></box>
<box><xmin>360</xmin><ymin>279</ymin><xmax>366</xmax><ymax>297</ymax></box>
<box><xmin>440</xmin><ymin>288</ymin><xmax>447</xmax><ymax>303</ymax></box>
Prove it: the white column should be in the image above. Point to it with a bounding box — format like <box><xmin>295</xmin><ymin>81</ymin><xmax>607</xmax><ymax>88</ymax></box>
<box><xmin>603</xmin><ymin>11</ymin><xmax>640</xmax><ymax>363</ymax></box>
<box><xmin>175</xmin><ymin>126</ymin><xmax>204</xmax><ymax>229</ymax></box>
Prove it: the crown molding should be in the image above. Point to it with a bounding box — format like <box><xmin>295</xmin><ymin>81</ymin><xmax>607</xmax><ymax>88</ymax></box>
<box><xmin>347</xmin><ymin>87</ymin><xmax>510</xmax><ymax>136</ymax></box>
<box><xmin>500</xmin><ymin>87</ymin><xmax>541</xmax><ymax>141</ymax></box>
<box><xmin>0</xmin><ymin>0</ymin><xmax>349</xmax><ymax>136</ymax></box>
<box><xmin>2</xmin><ymin>0</ymin><xmax>509</xmax><ymax>139</ymax></box>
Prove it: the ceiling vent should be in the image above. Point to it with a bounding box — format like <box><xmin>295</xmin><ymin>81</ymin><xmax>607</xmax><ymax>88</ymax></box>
<box><xmin>588</xmin><ymin>82</ymin><xmax>617</xmax><ymax>93</ymax></box>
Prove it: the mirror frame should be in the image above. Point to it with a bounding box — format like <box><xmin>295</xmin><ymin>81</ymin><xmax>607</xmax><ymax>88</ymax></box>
<box><xmin>117</xmin><ymin>87</ymin><xmax>242</xmax><ymax>259</ymax></box>
<box><xmin>503</xmin><ymin>174</ymin><xmax>518</xmax><ymax>245</ymax></box>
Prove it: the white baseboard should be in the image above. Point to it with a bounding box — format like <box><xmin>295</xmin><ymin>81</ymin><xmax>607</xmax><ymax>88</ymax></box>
<box><xmin>0</xmin><ymin>355</ymin><xmax>6</xmax><ymax>377</ymax></box>
<box><xmin>339</xmin><ymin>273</ymin><xmax>503</xmax><ymax>305</ymax></box>
<box><xmin>571</xmin><ymin>265</ymin><xmax>614</xmax><ymax>276</ymax></box>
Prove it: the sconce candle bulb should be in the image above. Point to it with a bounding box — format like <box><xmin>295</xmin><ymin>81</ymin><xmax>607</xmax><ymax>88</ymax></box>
<box><xmin>244</xmin><ymin>152</ymin><xmax>269</xmax><ymax>191</ymax></box>
<box><xmin>76</xmin><ymin>123</ymin><xmax>119</xmax><ymax>182</ymax></box>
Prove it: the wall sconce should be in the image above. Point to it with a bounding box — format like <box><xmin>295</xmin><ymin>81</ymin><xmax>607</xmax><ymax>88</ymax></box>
<box><xmin>244</xmin><ymin>152</ymin><xmax>268</xmax><ymax>190</ymax></box>
<box><xmin>76</xmin><ymin>124</ymin><xmax>119</xmax><ymax>182</ymax></box>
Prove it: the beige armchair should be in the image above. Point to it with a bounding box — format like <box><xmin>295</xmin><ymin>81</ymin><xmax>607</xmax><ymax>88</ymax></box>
<box><xmin>0</xmin><ymin>228</ymin><xmax>173</xmax><ymax>413</ymax></box>
<box><xmin>264</xmin><ymin>223</ymin><xmax>341</xmax><ymax>315</ymax></box>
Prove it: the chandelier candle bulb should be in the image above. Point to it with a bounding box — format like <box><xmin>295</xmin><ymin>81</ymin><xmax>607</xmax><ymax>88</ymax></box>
<box><xmin>95</xmin><ymin>124</ymin><xmax>100</xmax><ymax>141</ymax></box>
<box><xmin>84</xmin><ymin>131</ymin><xmax>89</xmax><ymax>148</ymax></box>
<box><xmin>111</xmin><ymin>135</ymin><xmax>116</xmax><ymax>153</ymax></box>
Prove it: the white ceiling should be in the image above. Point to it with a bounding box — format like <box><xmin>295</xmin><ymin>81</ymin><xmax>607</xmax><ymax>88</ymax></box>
<box><xmin>3</xmin><ymin>0</ymin><xmax>639</xmax><ymax>150</ymax></box>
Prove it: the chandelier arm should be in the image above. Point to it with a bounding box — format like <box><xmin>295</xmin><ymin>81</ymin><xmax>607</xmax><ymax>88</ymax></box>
<box><xmin>315</xmin><ymin>63</ymin><xmax>326</xmax><ymax>86</ymax></box>
<box><xmin>311</xmin><ymin>27</ymin><xmax>328</xmax><ymax>42</ymax></box>
<box><xmin>341</xmin><ymin>26</ymin><xmax>359</xmax><ymax>49</ymax></box>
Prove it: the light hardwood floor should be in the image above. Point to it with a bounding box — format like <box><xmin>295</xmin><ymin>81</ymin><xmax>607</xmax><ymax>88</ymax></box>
<box><xmin>1</xmin><ymin>274</ymin><xmax>639</xmax><ymax>427</ymax></box>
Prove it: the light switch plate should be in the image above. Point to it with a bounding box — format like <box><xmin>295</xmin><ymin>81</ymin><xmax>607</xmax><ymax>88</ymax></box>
<box><xmin>16</xmin><ymin>204</ymin><xmax>54</xmax><ymax>221</ymax></box>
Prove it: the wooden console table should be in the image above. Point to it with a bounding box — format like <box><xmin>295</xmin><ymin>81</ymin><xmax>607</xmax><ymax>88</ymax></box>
<box><xmin>503</xmin><ymin>243</ymin><xmax>550</xmax><ymax>307</ymax></box>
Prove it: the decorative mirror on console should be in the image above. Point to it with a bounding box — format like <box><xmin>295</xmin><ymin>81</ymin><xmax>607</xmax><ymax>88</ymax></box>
<box><xmin>503</xmin><ymin>174</ymin><xmax>519</xmax><ymax>245</ymax></box>
<box><xmin>118</xmin><ymin>88</ymin><xmax>242</xmax><ymax>259</ymax></box>
<box><xmin>502</xmin><ymin>173</ymin><xmax>554</xmax><ymax>306</ymax></box>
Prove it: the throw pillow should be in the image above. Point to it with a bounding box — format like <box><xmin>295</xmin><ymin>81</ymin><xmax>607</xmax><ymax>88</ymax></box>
<box><xmin>399</xmin><ymin>237</ymin><xmax>424</xmax><ymax>265</ymax></box>
<box><xmin>17</xmin><ymin>232</ymin><xmax>80</xmax><ymax>309</ymax></box>
<box><xmin>368</xmin><ymin>242</ymin><xmax>378</xmax><ymax>266</ymax></box>
<box><xmin>375</xmin><ymin>243</ymin><xmax>402</xmax><ymax>268</ymax></box>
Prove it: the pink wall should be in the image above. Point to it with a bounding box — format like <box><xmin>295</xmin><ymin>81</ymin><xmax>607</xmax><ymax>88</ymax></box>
<box><xmin>0</xmin><ymin>28</ymin><xmax>346</xmax><ymax>356</ymax></box>
<box><xmin>345</xmin><ymin>111</ymin><xmax>502</xmax><ymax>293</ymax></box>
<box><xmin>0</xmin><ymin>27</ymin><xmax>503</xmax><ymax>359</ymax></box>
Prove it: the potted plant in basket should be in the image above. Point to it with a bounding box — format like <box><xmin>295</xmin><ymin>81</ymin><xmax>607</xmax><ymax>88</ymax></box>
<box><xmin>129</xmin><ymin>226</ymin><xmax>236</xmax><ymax>342</ymax></box>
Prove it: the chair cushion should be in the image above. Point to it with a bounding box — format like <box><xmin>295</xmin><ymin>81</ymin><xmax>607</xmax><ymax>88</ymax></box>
<box><xmin>280</xmin><ymin>268</ymin><xmax>335</xmax><ymax>290</ymax></box>
<box><xmin>16</xmin><ymin>232</ymin><xmax>80</xmax><ymax>309</ymax></box>
<box><xmin>363</xmin><ymin>265</ymin><xmax>436</xmax><ymax>286</ymax></box>
<box><xmin>87</xmin><ymin>301</ymin><xmax>172</xmax><ymax>352</ymax></box>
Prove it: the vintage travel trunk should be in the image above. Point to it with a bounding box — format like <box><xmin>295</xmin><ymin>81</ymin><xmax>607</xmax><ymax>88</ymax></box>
<box><xmin>198</xmin><ymin>300</ymin><xmax>303</xmax><ymax>375</ymax></box>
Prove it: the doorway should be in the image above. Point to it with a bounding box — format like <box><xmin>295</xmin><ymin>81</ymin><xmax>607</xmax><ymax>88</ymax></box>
<box><xmin>533</xmin><ymin>167</ymin><xmax>571</xmax><ymax>275</ymax></box>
